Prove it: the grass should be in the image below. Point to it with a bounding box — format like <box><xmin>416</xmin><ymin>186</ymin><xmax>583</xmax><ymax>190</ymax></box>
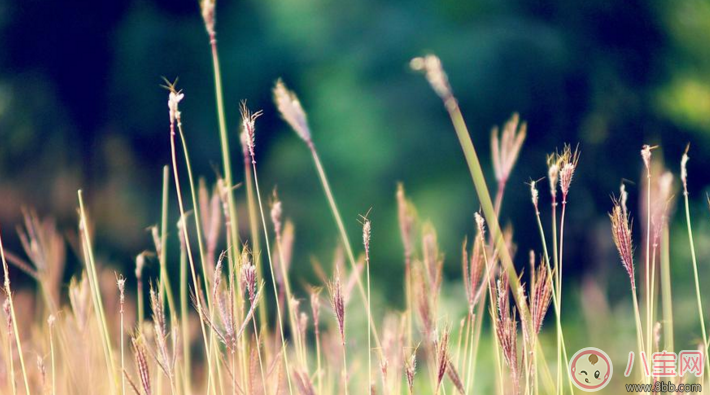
<box><xmin>0</xmin><ymin>10</ymin><xmax>709</xmax><ymax>394</ymax></box>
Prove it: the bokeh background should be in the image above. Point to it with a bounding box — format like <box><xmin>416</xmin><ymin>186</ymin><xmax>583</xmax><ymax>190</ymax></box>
<box><xmin>3</xmin><ymin>0</ymin><xmax>710</xmax><ymax>380</ymax></box>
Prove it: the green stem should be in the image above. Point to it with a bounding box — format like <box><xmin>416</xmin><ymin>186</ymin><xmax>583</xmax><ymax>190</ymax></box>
<box><xmin>308</xmin><ymin>143</ymin><xmax>383</xmax><ymax>352</ymax></box>
<box><xmin>442</xmin><ymin>98</ymin><xmax>532</xmax><ymax>346</ymax></box>
<box><xmin>77</xmin><ymin>191</ymin><xmax>117</xmax><ymax>393</ymax></box>
<box><xmin>250</xmin><ymin>158</ymin><xmax>294</xmax><ymax>395</ymax></box>
<box><xmin>683</xmin><ymin>190</ymin><xmax>710</xmax><ymax>380</ymax></box>
<box><xmin>631</xmin><ymin>283</ymin><xmax>647</xmax><ymax>382</ymax></box>
<box><xmin>660</xmin><ymin>224</ymin><xmax>674</xmax><ymax>352</ymax></box>
<box><xmin>534</xmin><ymin>207</ymin><xmax>574</xmax><ymax>394</ymax></box>
<box><xmin>170</xmin><ymin>119</ymin><xmax>215</xmax><ymax>395</ymax></box>
<box><xmin>179</xmin><ymin>231</ymin><xmax>191</xmax><ymax>393</ymax></box>
<box><xmin>645</xmin><ymin>171</ymin><xmax>652</xmax><ymax>376</ymax></box>
<box><xmin>244</xmin><ymin>155</ymin><xmax>269</xmax><ymax>349</ymax></box>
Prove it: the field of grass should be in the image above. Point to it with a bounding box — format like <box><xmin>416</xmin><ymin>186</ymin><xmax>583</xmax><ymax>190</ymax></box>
<box><xmin>0</xmin><ymin>3</ymin><xmax>709</xmax><ymax>395</ymax></box>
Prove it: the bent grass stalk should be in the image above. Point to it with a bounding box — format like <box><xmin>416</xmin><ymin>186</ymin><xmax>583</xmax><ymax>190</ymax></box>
<box><xmin>273</xmin><ymin>79</ymin><xmax>384</xmax><ymax>357</ymax></box>
<box><xmin>308</xmin><ymin>144</ymin><xmax>384</xmax><ymax>352</ymax></box>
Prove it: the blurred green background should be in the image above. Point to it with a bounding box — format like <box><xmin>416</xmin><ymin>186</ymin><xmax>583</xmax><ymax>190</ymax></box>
<box><xmin>2</xmin><ymin>0</ymin><xmax>710</xmax><ymax>371</ymax></box>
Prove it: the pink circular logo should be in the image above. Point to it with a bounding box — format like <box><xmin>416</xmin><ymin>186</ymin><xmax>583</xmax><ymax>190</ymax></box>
<box><xmin>570</xmin><ymin>347</ymin><xmax>613</xmax><ymax>392</ymax></box>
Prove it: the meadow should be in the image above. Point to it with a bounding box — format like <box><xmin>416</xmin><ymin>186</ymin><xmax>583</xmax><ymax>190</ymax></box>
<box><xmin>0</xmin><ymin>2</ymin><xmax>709</xmax><ymax>395</ymax></box>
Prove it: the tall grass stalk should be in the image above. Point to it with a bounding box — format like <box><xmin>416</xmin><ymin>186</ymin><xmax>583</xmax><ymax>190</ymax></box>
<box><xmin>243</xmin><ymin>103</ymin><xmax>295</xmax><ymax>395</ymax></box>
<box><xmin>411</xmin><ymin>55</ymin><xmax>534</xmax><ymax>342</ymax></box>
<box><xmin>547</xmin><ymin>155</ymin><xmax>562</xmax><ymax>395</ymax></box>
<box><xmin>175</xmin><ymin>101</ymin><xmax>230</xmax><ymax>391</ymax></box>
<box><xmin>159</xmin><ymin>166</ymin><xmax>178</xmax><ymax>326</ymax></box>
<box><xmin>362</xmin><ymin>219</ymin><xmax>373</xmax><ymax>391</ymax></box>
<box><xmin>308</xmin><ymin>144</ymin><xmax>383</xmax><ymax>350</ymax></box>
<box><xmin>273</xmin><ymin>80</ymin><xmax>383</xmax><ymax>352</ymax></box>
<box><xmin>117</xmin><ymin>276</ymin><xmax>126</xmax><ymax>395</ymax></box>
<box><xmin>167</xmin><ymin>89</ymin><xmax>216</xmax><ymax>395</ymax></box>
<box><xmin>270</xmin><ymin>197</ymin><xmax>305</xmax><ymax>366</ymax></box>
<box><xmin>660</xmin><ymin>224</ymin><xmax>674</xmax><ymax>352</ymax></box>
<box><xmin>680</xmin><ymin>148</ymin><xmax>710</xmax><ymax>380</ymax></box>
<box><xmin>642</xmin><ymin>146</ymin><xmax>653</xmax><ymax>379</ymax></box>
<box><xmin>48</xmin><ymin>315</ymin><xmax>56</xmax><ymax>395</ymax></box>
<box><xmin>200</xmin><ymin>5</ymin><xmax>251</xmax><ymax>386</ymax></box>
<box><xmin>77</xmin><ymin>191</ymin><xmax>117</xmax><ymax>392</ymax></box>
<box><xmin>243</xmin><ymin>140</ymin><xmax>269</xmax><ymax>346</ymax></box>
<box><xmin>631</xmin><ymin>285</ymin><xmax>646</xmax><ymax>381</ymax></box>
<box><xmin>201</xmin><ymin>0</ymin><xmax>241</xmax><ymax>270</ymax></box>
<box><xmin>530</xmin><ymin>181</ymin><xmax>573</xmax><ymax>393</ymax></box>
<box><xmin>0</xmin><ymin>226</ymin><xmax>30</xmax><ymax>395</ymax></box>
<box><xmin>178</xmin><ymin>222</ymin><xmax>191</xmax><ymax>393</ymax></box>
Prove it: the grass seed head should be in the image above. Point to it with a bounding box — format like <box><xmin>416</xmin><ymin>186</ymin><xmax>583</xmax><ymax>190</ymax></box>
<box><xmin>274</xmin><ymin>79</ymin><xmax>312</xmax><ymax>144</ymax></box>
<box><xmin>491</xmin><ymin>113</ymin><xmax>527</xmax><ymax>184</ymax></box>
<box><xmin>328</xmin><ymin>268</ymin><xmax>346</xmax><ymax>345</ymax></box>
<box><xmin>641</xmin><ymin>144</ymin><xmax>652</xmax><ymax>171</ymax></box>
<box><xmin>240</xmin><ymin>259</ymin><xmax>257</xmax><ymax>305</ymax></box>
<box><xmin>610</xmin><ymin>201</ymin><xmax>635</xmax><ymax>285</ymax></box>
<box><xmin>200</xmin><ymin>0</ymin><xmax>216</xmax><ymax>37</ymax></box>
<box><xmin>410</xmin><ymin>54</ymin><xmax>453</xmax><ymax>103</ymax></box>
<box><xmin>132</xmin><ymin>336</ymin><xmax>152</xmax><ymax>395</ymax></box>
<box><xmin>558</xmin><ymin>145</ymin><xmax>580</xmax><ymax>199</ymax></box>
<box><xmin>271</xmin><ymin>193</ymin><xmax>283</xmax><ymax>237</ymax></box>
<box><xmin>531</xmin><ymin>263</ymin><xmax>552</xmax><ymax>336</ymax></box>
<box><xmin>681</xmin><ymin>145</ymin><xmax>690</xmax><ymax>193</ymax></box>
<box><xmin>167</xmin><ymin>90</ymin><xmax>183</xmax><ymax>124</ymax></box>
<box><xmin>396</xmin><ymin>184</ymin><xmax>417</xmax><ymax>262</ymax></box>
<box><xmin>239</xmin><ymin>101</ymin><xmax>263</xmax><ymax>161</ymax></box>
<box><xmin>530</xmin><ymin>180</ymin><xmax>539</xmax><ymax>210</ymax></box>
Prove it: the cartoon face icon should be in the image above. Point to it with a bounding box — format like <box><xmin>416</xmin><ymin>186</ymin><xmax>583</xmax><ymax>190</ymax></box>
<box><xmin>570</xmin><ymin>347</ymin><xmax>613</xmax><ymax>392</ymax></box>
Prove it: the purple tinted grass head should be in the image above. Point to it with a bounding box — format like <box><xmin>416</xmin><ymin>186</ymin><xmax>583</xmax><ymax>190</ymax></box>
<box><xmin>328</xmin><ymin>268</ymin><xmax>346</xmax><ymax>345</ymax></box>
<box><xmin>495</xmin><ymin>273</ymin><xmax>520</xmax><ymax>393</ymax></box>
<box><xmin>491</xmin><ymin>113</ymin><xmax>527</xmax><ymax>185</ymax></box>
<box><xmin>558</xmin><ymin>144</ymin><xmax>580</xmax><ymax>201</ymax></box>
<box><xmin>610</xmin><ymin>199</ymin><xmax>635</xmax><ymax>286</ymax></box>
<box><xmin>132</xmin><ymin>336</ymin><xmax>152</xmax><ymax>395</ymax></box>
<box><xmin>531</xmin><ymin>262</ymin><xmax>553</xmax><ymax>336</ymax></box>
<box><xmin>405</xmin><ymin>348</ymin><xmax>417</xmax><ymax>394</ymax></box>
<box><xmin>240</xmin><ymin>255</ymin><xmax>257</xmax><ymax>305</ymax></box>
<box><xmin>462</xmin><ymin>237</ymin><xmax>484</xmax><ymax>316</ymax></box>
<box><xmin>434</xmin><ymin>328</ymin><xmax>450</xmax><ymax>393</ymax></box>
<box><xmin>239</xmin><ymin>101</ymin><xmax>263</xmax><ymax>162</ymax></box>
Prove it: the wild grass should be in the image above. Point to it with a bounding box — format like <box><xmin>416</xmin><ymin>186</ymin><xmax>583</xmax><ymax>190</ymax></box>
<box><xmin>0</xmin><ymin>6</ymin><xmax>709</xmax><ymax>395</ymax></box>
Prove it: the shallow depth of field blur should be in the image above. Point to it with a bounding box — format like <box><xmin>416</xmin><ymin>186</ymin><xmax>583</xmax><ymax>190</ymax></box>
<box><xmin>3</xmin><ymin>0</ymin><xmax>710</xmax><ymax>394</ymax></box>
